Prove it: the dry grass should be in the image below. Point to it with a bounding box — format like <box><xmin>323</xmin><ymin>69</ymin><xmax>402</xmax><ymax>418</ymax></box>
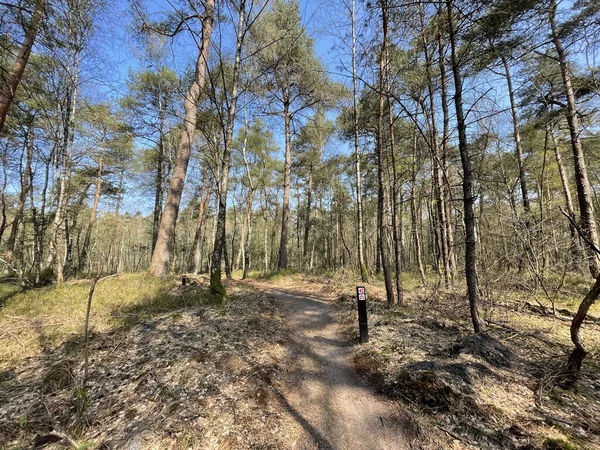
<box><xmin>0</xmin><ymin>273</ymin><xmax>184</xmax><ymax>370</ymax></box>
<box><xmin>0</xmin><ymin>275</ymin><xmax>306</xmax><ymax>449</ymax></box>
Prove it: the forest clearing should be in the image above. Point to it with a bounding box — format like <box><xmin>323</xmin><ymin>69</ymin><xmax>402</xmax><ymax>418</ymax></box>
<box><xmin>2</xmin><ymin>0</ymin><xmax>600</xmax><ymax>448</ymax></box>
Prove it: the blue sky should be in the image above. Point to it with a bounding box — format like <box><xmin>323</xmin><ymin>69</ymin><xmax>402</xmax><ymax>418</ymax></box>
<box><xmin>89</xmin><ymin>0</ymin><xmax>356</xmax><ymax>215</ymax></box>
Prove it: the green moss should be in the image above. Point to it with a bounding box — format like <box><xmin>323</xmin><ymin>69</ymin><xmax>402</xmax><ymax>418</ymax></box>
<box><xmin>543</xmin><ymin>437</ymin><xmax>579</xmax><ymax>450</ymax></box>
<box><xmin>209</xmin><ymin>268</ymin><xmax>227</xmax><ymax>303</ymax></box>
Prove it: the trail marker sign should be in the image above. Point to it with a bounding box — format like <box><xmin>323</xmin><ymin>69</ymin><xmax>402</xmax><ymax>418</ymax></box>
<box><xmin>356</xmin><ymin>286</ymin><xmax>369</xmax><ymax>343</ymax></box>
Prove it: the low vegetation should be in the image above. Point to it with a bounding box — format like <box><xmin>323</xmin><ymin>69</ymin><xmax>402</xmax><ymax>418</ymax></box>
<box><xmin>329</xmin><ymin>274</ymin><xmax>600</xmax><ymax>450</ymax></box>
<box><xmin>0</xmin><ymin>274</ymin><xmax>307</xmax><ymax>449</ymax></box>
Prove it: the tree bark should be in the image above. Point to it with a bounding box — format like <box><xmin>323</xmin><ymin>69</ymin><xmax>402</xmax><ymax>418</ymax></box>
<box><xmin>420</xmin><ymin>11</ymin><xmax>449</xmax><ymax>286</ymax></box>
<box><xmin>210</xmin><ymin>0</ymin><xmax>245</xmax><ymax>296</ymax></box>
<box><xmin>6</xmin><ymin>120</ymin><xmax>34</xmax><ymax>266</ymax></box>
<box><xmin>152</xmin><ymin>99</ymin><xmax>166</xmax><ymax>253</ymax></box>
<box><xmin>549</xmin><ymin>0</ymin><xmax>600</xmax><ymax>278</ymax></box>
<box><xmin>566</xmin><ymin>275</ymin><xmax>600</xmax><ymax>382</ymax></box>
<box><xmin>386</xmin><ymin>75</ymin><xmax>403</xmax><ymax>304</ymax></box>
<box><xmin>501</xmin><ymin>54</ymin><xmax>534</xmax><ymax>270</ymax></box>
<box><xmin>446</xmin><ymin>0</ymin><xmax>483</xmax><ymax>333</ymax></box>
<box><xmin>377</xmin><ymin>0</ymin><xmax>395</xmax><ymax>306</ymax></box>
<box><xmin>437</xmin><ymin>23</ymin><xmax>456</xmax><ymax>280</ymax></box>
<box><xmin>550</xmin><ymin>128</ymin><xmax>583</xmax><ymax>270</ymax></box>
<box><xmin>79</xmin><ymin>143</ymin><xmax>104</xmax><ymax>273</ymax></box>
<box><xmin>0</xmin><ymin>0</ymin><xmax>46</xmax><ymax>133</ymax></box>
<box><xmin>191</xmin><ymin>166</ymin><xmax>211</xmax><ymax>274</ymax></box>
<box><xmin>48</xmin><ymin>55</ymin><xmax>79</xmax><ymax>286</ymax></box>
<box><xmin>350</xmin><ymin>0</ymin><xmax>368</xmax><ymax>282</ymax></box>
<box><xmin>411</xmin><ymin>129</ymin><xmax>426</xmax><ymax>285</ymax></box>
<box><xmin>150</xmin><ymin>0</ymin><xmax>214</xmax><ymax>276</ymax></box>
<box><xmin>279</xmin><ymin>99</ymin><xmax>291</xmax><ymax>270</ymax></box>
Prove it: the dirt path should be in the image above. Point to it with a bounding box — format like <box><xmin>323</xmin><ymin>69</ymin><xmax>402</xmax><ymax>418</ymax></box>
<box><xmin>250</xmin><ymin>282</ymin><xmax>410</xmax><ymax>450</ymax></box>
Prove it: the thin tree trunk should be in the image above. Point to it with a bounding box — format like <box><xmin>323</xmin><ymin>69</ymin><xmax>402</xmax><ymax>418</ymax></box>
<box><xmin>271</xmin><ymin>199</ymin><xmax>279</xmax><ymax>270</ymax></box>
<box><xmin>191</xmin><ymin>166</ymin><xmax>211</xmax><ymax>274</ymax></box>
<box><xmin>49</xmin><ymin>55</ymin><xmax>79</xmax><ymax>286</ymax></box>
<box><xmin>115</xmin><ymin>167</ymin><xmax>124</xmax><ymax>216</ymax></box>
<box><xmin>447</xmin><ymin>0</ymin><xmax>483</xmax><ymax>333</ymax></box>
<box><xmin>551</xmin><ymin>128</ymin><xmax>583</xmax><ymax>270</ymax></box>
<box><xmin>79</xmin><ymin>144</ymin><xmax>104</xmax><ymax>273</ymax></box>
<box><xmin>279</xmin><ymin>99</ymin><xmax>291</xmax><ymax>270</ymax></box>
<box><xmin>411</xmin><ymin>130</ymin><xmax>426</xmax><ymax>284</ymax></box>
<box><xmin>6</xmin><ymin>120</ymin><xmax>34</xmax><ymax>265</ymax></box>
<box><xmin>549</xmin><ymin>0</ymin><xmax>600</xmax><ymax>278</ymax></box>
<box><xmin>377</xmin><ymin>0</ymin><xmax>395</xmax><ymax>306</ymax></box>
<box><xmin>302</xmin><ymin>164</ymin><xmax>313</xmax><ymax>262</ymax></box>
<box><xmin>210</xmin><ymin>0</ymin><xmax>245</xmax><ymax>295</ymax></box>
<box><xmin>350</xmin><ymin>0</ymin><xmax>368</xmax><ymax>282</ymax></box>
<box><xmin>501</xmin><ymin>54</ymin><xmax>533</xmax><ymax>271</ymax></box>
<box><xmin>29</xmin><ymin>167</ymin><xmax>41</xmax><ymax>284</ymax></box>
<box><xmin>420</xmin><ymin>11</ymin><xmax>449</xmax><ymax>286</ymax></box>
<box><xmin>0</xmin><ymin>149</ymin><xmax>8</xmax><ymax>246</ymax></box>
<box><xmin>566</xmin><ymin>275</ymin><xmax>600</xmax><ymax>381</ymax></box>
<box><xmin>386</xmin><ymin>76</ymin><xmax>403</xmax><ymax>304</ymax></box>
<box><xmin>150</xmin><ymin>0</ymin><xmax>214</xmax><ymax>276</ymax></box>
<box><xmin>152</xmin><ymin>101</ymin><xmax>166</xmax><ymax>253</ymax></box>
<box><xmin>437</xmin><ymin>24</ymin><xmax>456</xmax><ymax>280</ymax></box>
<box><xmin>242</xmin><ymin>190</ymin><xmax>254</xmax><ymax>279</ymax></box>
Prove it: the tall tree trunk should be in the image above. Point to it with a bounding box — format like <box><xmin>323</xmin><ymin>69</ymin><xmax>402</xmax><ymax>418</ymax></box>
<box><xmin>411</xmin><ymin>129</ymin><xmax>426</xmax><ymax>284</ymax></box>
<box><xmin>446</xmin><ymin>0</ymin><xmax>483</xmax><ymax>333</ymax></box>
<box><xmin>48</xmin><ymin>56</ymin><xmax>79</xmax><ymax>287</ymax></box>
<box><xmin>6</xmin><ymin>120</ymin><xmax>34</xmax><ymax>265</ymax></box>
<box><xmin>377</xmin><ymin>0</ymin><xmax>395</xmax><ymax>305</ymax></box>
<box><xmin>242</xmin><ymin>189</ymin><xmax>254</xmax><ymax>279</ymax></box>
<box><xmin>210</xmin><ymin>0</ymin><xmax>245</xmax><ymax>296</ymax></box>
<box><xmin>0</xmin><ymin>0</ymin><xmax>46</xmax><ymax>133</ymax></box>
<box><xmin>115</xmin><ymin>167</ymin><xmax>124</xmax><ymax>216</ymax></box>
<box><xmin>152</xmin><ymin>100</ymin><xmax>166</xmax><ymax>253</ymax></box>
<box><xmin>271</xmin><ymin>199</ymin><xmax>279</xmax><ymax>270</ymax></box>
<box><xmin>191</xmin><ymin>166</ymin><xmax>211</xmax><ymax>274</ymax></box>
<box><xmin>437</xmin><ymin>23</ymin><xmax>456</xmax><ymax>280</ymax></box>
<box><xmin>420</xmin><ymin>11</ymin><xmax>449</xmax><ymax>286</ymax></box>
<box><xmin>550</xmin><ymin>128</ymin><xmax>583</xmax><ymax>270</ymax></box>
<box><xmin>240</xmin><ymin>121</ymin><xmax>254</xmax><ymax>279</ymax></box>
<box><xmin>279</xmin><ymin>98</ymin><xmax>291</xmax><ymax>270</ymax></box>
<box><xmin>263</xmin><ymin>202</ymin><xmax>269</xmax><ymax>271</ymax></box>
<box><xmin>350</xmin><ymin>0</ymin><xmax>368</xmax><ymax>282</ymax></box>
<box><xmin>549</xmin><ymin>0</ymin><xmax>600</xmax><ymax>278</ymax></box>
<box><xmin>29</xmin><ymin>167</ymin><xmax>41</xmax><ymax>284</ymax></box>
<box><xmin>150</xmin><ymin>0</ymin><xmax>214</xmax><ymax>276</ymax></box>
<box><xmin>501</xmin><ymin>54</ymin><xmax>533</xmax><ymax>270</ymax></box>
<box><xmin>302</xmin><ymin>164</ymin><xmax>313</xmax><ymax>262</ymax></box>
<box><xmin>386</xmin><ymin>78</ymin><xmax>403</xmax><ymax>304</ymax></box>
<box><xmin>79</xmin><ymin>144</ymin><xmax>104</xmax><ymax>273</ymax></box>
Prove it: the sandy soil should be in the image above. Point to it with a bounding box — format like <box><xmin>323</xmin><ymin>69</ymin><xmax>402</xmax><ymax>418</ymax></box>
<box><xmin>249</xmin><ymin>282</ymin><xmax>412</xmax><ymax>450</ymax></box>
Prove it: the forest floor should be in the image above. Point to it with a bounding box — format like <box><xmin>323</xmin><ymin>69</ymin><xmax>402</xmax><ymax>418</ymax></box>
<box><xmin>253</xmin><ymin>270</ymin><xmax>600</xmax><ymax>450</ymax></box>
<box><xmin>0</xmin><ymin>271</ymin><xmax>599</xmax><ymax>449</ymax></box>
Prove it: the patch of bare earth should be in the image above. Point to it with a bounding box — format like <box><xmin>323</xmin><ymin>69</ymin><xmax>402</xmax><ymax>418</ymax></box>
<box><xmin>0</xmin><ymin>282</ymin><xmax>306</xmax><ymax>449</ymax></box>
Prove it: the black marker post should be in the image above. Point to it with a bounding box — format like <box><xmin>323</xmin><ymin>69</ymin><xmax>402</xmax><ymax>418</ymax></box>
<box><xmin>356</xmin><ymin>286</ymin><xmax>369</xmax><ymax>343</ymax></box>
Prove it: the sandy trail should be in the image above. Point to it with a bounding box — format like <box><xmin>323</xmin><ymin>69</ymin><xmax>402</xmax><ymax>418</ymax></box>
<box><xmin>250</xmin><ymin>283</ymin><xmax>410</xmax><ymax>450</ymax></box>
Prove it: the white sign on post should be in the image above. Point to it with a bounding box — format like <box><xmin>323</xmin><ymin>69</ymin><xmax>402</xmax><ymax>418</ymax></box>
<box><xmin>357</xmin><ymin>286</ymin><xmax>366</xmax><ymax>301</ymax></box>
